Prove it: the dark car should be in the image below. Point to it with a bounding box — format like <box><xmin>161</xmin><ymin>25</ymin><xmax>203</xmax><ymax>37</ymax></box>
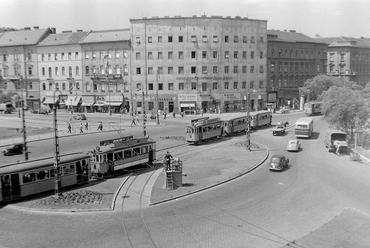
<box><xmin>73</xmin><ymin>114</ymin><xmax>86</xmax><ymax>120</ymax></box>
<box><xmin>269</xmin><ymin>155</ymin><xmax>289</xmax><ymax>171</ymax></box>
<box><xmin>2</xmin><ymin>143</ymin><xmax>24</xmax><ymax>156</ymax></box>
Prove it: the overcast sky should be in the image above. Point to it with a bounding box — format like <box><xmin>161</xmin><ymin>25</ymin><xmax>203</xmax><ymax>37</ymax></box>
<box><xmin>2</xmin><ymin>0</ymin><xmax>370</xmax><ymax>38</ymax></box>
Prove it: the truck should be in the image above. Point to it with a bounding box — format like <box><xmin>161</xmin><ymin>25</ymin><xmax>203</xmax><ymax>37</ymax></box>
<box><xmin>324</xmin><ymin>128</ymin><xmax>348</xmax><ymax>154</ymax></box>
<box><xmin>0</xmin><ymin>103</ymin><xmax>13</xmax><ymax>114</ymax></box>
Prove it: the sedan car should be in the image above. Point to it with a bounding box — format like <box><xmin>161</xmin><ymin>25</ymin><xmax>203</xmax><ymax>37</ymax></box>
<box><xmin>2</xmin><ymin>143</ymin><xmax>24</xmax><ymax>156</ymax></box>
<box><xmin>287</xmin><ymin>139</ymin><xmax>301</xmax><ymax>152</ymax></box>
<box><xmin>73</xmin><ymin>114</ymin><xmax>87</xmax><ymax>120</ymax></box>
<box><xmin>269</xmin><ymin>155</ymin><xmax>289</xmax><ymax>171</ymax></box>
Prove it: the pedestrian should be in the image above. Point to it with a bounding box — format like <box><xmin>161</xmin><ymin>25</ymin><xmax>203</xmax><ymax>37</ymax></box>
<box><xmin>67</xmin><ymin>123</ymin><xmax>71</xmax><ymax>133</ymax></box>
<box><xmin>181</xmin><ymin>111</ymin><xmax>184</xmax><ymax>117</ymax></box>
<box><xmin>164</xmin><ymin>151</ymin><xmax>173</xmax><ymax>170</ymax></box>
<box><xmin>131</xmin><ymin>115</ymin><xmax>137</xmax><ymax>125</ymax></box>
<box><xmin>201</xmin><ymin>108</ymin><xmax>204</xmax><ymax>117</ymax></box>
<box><xmin>79</xmin><ymin>123</ymin><xmax>84</xmax><ymax>133</ymax></box>
<box><xmin>164</xmin><ymin>112</ymin><xmax>167</xmax><ymax>119</ymax></box>
<box><xmin>100</xmin><ymin>121</ymin><xmax>103</xmax><ymax>131</ymax></box>
<box><xmin>172</xmin><ymin>112</ymin><xmax>175</xmax><ymax>118</ymax></box>
<box><xmin>135</xmin><ymin>115</ymin><xmax>140</xmax><ymax>123</ymax></box>
<box><xmin>85</xmin><ymin>121</ymin><xmax>88</xmax><ymax>130</ymax></box>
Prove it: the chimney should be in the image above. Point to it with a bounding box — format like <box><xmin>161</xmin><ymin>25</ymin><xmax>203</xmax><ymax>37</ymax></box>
<box><xmin>24</xmin><ymin>27</ymin><xmax>31</xmax><ymax>30</ymax></box>
<box><xmin>33</xmin><ymin>26</ymin><xmax>39</xmax><ymax>30</ymax></box>
<box><xmin>62</xmin><ymin>30</ymin><xmax>72</xmax><ymax>33</ymax></box>
<box><xmin>289</xmin><ymin>30</ymin><xmax>296</xmax><ymax>33</ymax></box>
<box><xmin>50</xmin><ymin>27</ymin><xmax>56</xmax><ymax>33</ymax></box>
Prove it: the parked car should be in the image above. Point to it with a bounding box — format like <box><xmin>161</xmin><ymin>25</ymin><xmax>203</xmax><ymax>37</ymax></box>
<box><xmin>269</xmin><ymin>155</ymin><xmax>289</xmax><ymax>171</ymax></box>
<box><xmin>73</xmin><ymin>114</ymin><xmax>86</xmax><ymax>120</ymax></box>
<box><xmin>2</xmin><ymin>143</ymin><xmax>24</xmax><ymax>156</ymax></box>
<box><xmin>287</xmin><ymin>139</ymin><xmax>301</xmax><ymax>152</ymax></box>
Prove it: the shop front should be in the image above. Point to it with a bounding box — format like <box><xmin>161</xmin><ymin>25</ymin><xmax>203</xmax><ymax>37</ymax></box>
<box><xmin>267</xmin><ymin>91</ymin><xmax>278</xmax><ymax>113</ymax></box>
<box><xmin>105</xmin><ymin>95</ymin><xmax>124</xmax><ymax>113</ymax></box>
<box><xmin>199</xmin><ymin>94</ymin><xmax>221</xmax><ymax>114</ymax></box>
<box><xmin>178</xmin><ymin>94</ymin><xmax>197</xmax><ymax>115</ymax></box>
<box><xmin>133</xmin><ymin>94</ymin><xmax>177</xmax><ymax>115</ymax></box>
<box><xmin>94</xmin><ymin>95</ymin><xmax>106</xmax><ymax>112</ymax></box>
<box><xmin>222</xmin><ymin>93</ymin><xmax>241</xmax><ymax>113</ymax></box>
<box><xmin>42</xmin><ymin>94</ymin><xmax>65</xmax><ymax>109</ymax></box>
<box><xmin>65</xmin><ymin>95</ymin><xmax>82</xmax><ymax>113</ymax></box>
<box><xmin>81</xmin><ymin>95</ymin><xmax>95</xmax><ymax>113</ymax></box>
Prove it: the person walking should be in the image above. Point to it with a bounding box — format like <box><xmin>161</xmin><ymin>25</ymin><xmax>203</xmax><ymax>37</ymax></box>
<box><xmin>67</xmin><ymin>123</ymin><xmax>72</xmax><ymax>133</ymax></box>
<box><xmin>79</xmin><ymin>123</ymin><xmax>84</xmax><ymax>133</ymax></box>
<box><xmin>131</xmin><ymin>115</ymin><xmax>137</xmax><ymax>125</ymax></box>
<box><xmin>85</xmin><ymin>121</ymin><xmax>88</xmax><ymax>130</ymax></box>
<box><xmin>164</xmin><ymin>112</ymin><xmax>167</xmax><ymax>119</ymax></box>
<box><xmin>172</xmin><ymin>112</ymin><xmax>175</xmax><ymax>118</ymax></box>
<box><xmin>135</xmin><ymin>114</ymin><xmax>140</xmax><ymax>123</ymax></box>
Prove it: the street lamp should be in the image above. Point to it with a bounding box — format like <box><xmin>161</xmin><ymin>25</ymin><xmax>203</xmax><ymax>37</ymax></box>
<box><xmin>246</xmin><ymin>86</ymin><xmax>251</xmax><ymax>151</ymax></box>
<box><xmin>53</xmin><ymin>88</ymin><xmax>64</xmax><ymax>196</ymax></box>
<box><xmin>156</xmin><ymin>69</ymin><xmax>160</xmax><ymax>125</ymax></box>
<box><xmin>18</xmin><ymin>75</ymin><xmax>28</xmax><ymax>160</ymax></box>
<box><xmin>103</xmin><ymin>55</ymin><xmax>112</xmax><ymax>115</ymax></box>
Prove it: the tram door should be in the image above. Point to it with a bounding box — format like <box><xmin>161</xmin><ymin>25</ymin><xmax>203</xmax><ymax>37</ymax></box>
<box><xmin>1</xmin><ymin>174</ymin><xmax>21</xmax><ymax>202</ymax></box>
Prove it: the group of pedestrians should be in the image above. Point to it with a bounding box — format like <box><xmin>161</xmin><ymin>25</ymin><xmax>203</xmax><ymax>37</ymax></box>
<box><xmin>67</xmin><ymin>121</ymin><xmax>103</xmax><ymax>134</ymax></box>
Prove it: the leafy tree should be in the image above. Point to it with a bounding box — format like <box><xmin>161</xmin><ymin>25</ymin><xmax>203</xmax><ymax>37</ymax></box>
<box><xmin>299</xmin><ymin>75</ymin><xmax>341</xmax><ymax>101</ymax></box>
<box><xmin>362</xmin><ymin>81</ymin><xmax>370</xmax><ymax>100</ymax></box>
<box><xmin>0</xmin><ymin>92</ymin><xmax>14</xmax><ymax>103</ymax></box>
<box><xmin>321</xmin><ymin>86</ymin><xmax>370</xmax><ymax>141</ymax></box>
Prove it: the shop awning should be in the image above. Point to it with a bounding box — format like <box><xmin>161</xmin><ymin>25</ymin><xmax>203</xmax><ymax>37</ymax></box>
<box><xmin>65</xmin><ymin>96</ymin><xmax>81</xmax><ymax>106</ymax></box>
<box><xmin>105</xmin><ymin>102</ymin><xmax>122</xmax><ymax>107</ymax></box>
<box><xmin>180</xmin><ymin>103</ymin><xmax>195</xmax><ymax>107</ymax></box>
<box><xmin>43</xmin><ymin>96</ymin><xmax>58</xmax><ymax>104</ymax></box>
<box><xmin>81</xmin><ymin>102</ymin><xmax>94</xmax><ymax>106</ymax></box>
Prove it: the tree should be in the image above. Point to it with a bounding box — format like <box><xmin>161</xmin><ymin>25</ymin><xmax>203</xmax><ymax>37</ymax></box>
<box><xmin>321</xmin><ymin>86</ymin><xmax>370</xmax><ymax>141</ymax></box>
<box><xmin>299</xmin><ymin>75</ymin><xmax>341</xmax><ymax>101</ymax></box>
<box><xmin>0</xmin><ymin>92</ymin><xmax>14</xmax><ymax>103</ymax></box>
<box><xmin>362</xmin><ymin>81</ymin><xmax>370</xmax><ymax>100</ymax></box>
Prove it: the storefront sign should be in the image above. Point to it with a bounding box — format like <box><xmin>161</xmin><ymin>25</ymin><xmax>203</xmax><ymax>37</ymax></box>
<box><xmin>106</xmin><ymin>95</ymin><xmax>123</xmax><ymax>102</ymax></box>
<box><xmin>223</xmin><ymin>93</ymin><xmax>241</xmax><ymax>100</ymax></box>
<box><xmin>178</xmin><ymin>94</ymin><xmax>197</xmax><ymax>101</ymax></box>
<box><xmin>267</xmin><ymin>92</ymin><xmax>277</xmax><ymax>102</ymax></box>
<box><xmin>176</xmin><ymin>76</ymin><xmax>233</xmax><ymax>80</ymax></box>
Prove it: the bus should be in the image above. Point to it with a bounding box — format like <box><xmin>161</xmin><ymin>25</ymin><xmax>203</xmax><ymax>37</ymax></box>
<box><xmin>304</xmin><ymin>101</ymin><xmax>322</xmax><ymax>116</ymax></box>
<box><xmin>295</xmin><ymin>117</ymin><xmax>314</xmax><ymax>138</ymax></box>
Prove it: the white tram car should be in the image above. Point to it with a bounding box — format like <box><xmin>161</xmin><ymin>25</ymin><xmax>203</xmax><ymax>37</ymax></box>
<box><xmin>0</xmin><ymin>153</ymin><xmax>90</xmax><ymax>203</ymax></box>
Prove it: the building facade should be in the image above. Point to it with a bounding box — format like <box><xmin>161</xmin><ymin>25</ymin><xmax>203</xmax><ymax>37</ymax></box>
<box><xmin>130</xmin><ymin>15</ymin><xmax>267</xmax><ymax>115</ymax></box>
<box><xmin>267</xmin><ymin>30</ymin><xmax>327</xmax><ymax>108</ymax></box>
<box><xmin>0</xmin><ymin>27</ymin><xmax>54</xmax><ymax>110</ymax></box>
<box><xmin>37</xmin><ymin>30</ymin><xmax>89</xmax><ymax>111</ymax></box>
<box><xmin>315</xmin><ymin>37</ymin><xmax>370</xmax><ymax>88</ymax></box>
<box><xmin>80</xmin><ymin>29</ymin><xmax>131</xmax><ymax>113</ymax></box>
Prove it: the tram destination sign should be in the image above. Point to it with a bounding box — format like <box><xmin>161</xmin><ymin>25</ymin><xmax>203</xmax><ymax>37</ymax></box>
<box><xmin>176</xmin><ymin>76</ymin><xmax>232</xmax><ymax>80</ymax></box>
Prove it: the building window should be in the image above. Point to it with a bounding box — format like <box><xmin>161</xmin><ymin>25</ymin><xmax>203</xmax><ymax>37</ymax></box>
<box><xmin>202</xmin><ymin>83</ymin><xmax>207</xmax><ymax>91</ymax></box>
<box><xmin>259</xmin><ymin>81</ymin><xmax>264</xmax><ymax>89</ymax></box>
<box><xmin>42</xmin><ymin>83</ymin><xmax>46</xmax><ymax>90</ymax></box>
<box><xmin>270</xmin><ymin>63</ymin><xmax>275</xmax><ymax>72</ymax></box>
<box><xmin>55</xmin><ymin>67</ymin><xmax>59</xmax><ymax>76</ymax></box>
<box><xmin>42</xmin><ymin>67</ymin><xmax>45</xmax><ymax>76</ymax></box>
<box><xmin>115</xmin><ymin>50</ymin><xmax>120</xmax><ymax>58</ymax></box>
<box><xmin>136</xmin><ymin>52</ymin><xmax>141</xmax><ymax>60</ymax></box>
<box><xmin>178</xmin><ymin>67</ymin><xmax>184</xmax><ymax>74</ymax></box>
<box><xmin>213</xmin><ymin>66</ymin><xmax>218</xmax><ymax>74</ymax></box>
<box><xmin>202</xmin><ymin>66</ymin><xmax>207</xmax><ymax>74</ymax></box>
<box><xmin>148</xmin><ymin>52</ymin><xmax>153</xmax><ymax>60</ymax></box>
<box><xmin>62</xmin><ymin>67</ymin><xmax>65</xmax><ymax>76</ymax></box>
<box><xmin>85</xmin><ymin>66</ymin><xmax>90</xmax><ymax>75</ymax></box>
<box><xmin>234</xmin><ymin>36</ymin><xmax>238</xmax><ymax>43</ymax></box>
<box><xmin>179</xmin><ymin>82</ymin><xmax>184</xmax><ymax>90</ymax></box>
<box><xmin>158</xmin><ymin>36</ymin><xmax>162</xmax><ymax>42</ymax></box>
<box><xmin>242</xmin><ymin>66</ymin><xmax>247</xmax><ymax>74</ymax></box>
<box><xmin>191</xmin><ymin>35</ymin><xmax>197</xmax><ymax>42</ymax></box>
<box><xmin>158</xmin><ymin>67</ymin><xmax>163</xmax><ymax>74</ymax></box>
<box><xmin>213</xmin><ymin>51</ymin><xmax>218</xmax><ymax>58</ymax></box>
<box><xmin>224</xmin><ymin>82</ymin><xmax>229</xmax><ymax>89</ymax></box>
<box><xmin>168</xmin><ymin>67</ymin><xmax>174</xmax><ymax>74</ymax></box>
<box><xmin>62</xmin><ymin>82</ymin><xmax>66</xmax><ymax>90</ymax></box>
<box><xmin>242</xmin><ymin>51</ymin><xmax>247</xmax><ymax>59</ymax></box>
<box><xmin>27</xmin><ymin>52</ymin><xmax>32</xmax><ymax>61</ymax></box>
<box><xmin>41</xmin><ymin>53</ymin><xmax>45</xmax><ymax>61</ymax></box>
<box><xmin>75</xmin><ymin>52</ymin><xmax>79</xmax><ymax>59</ymax></box>
<box><xmin>234</xmin><ymin>51</ymin><xmax>238</xmax><ymax>59</ymax></box>
<box><xmin>179</xmin><ymin>36</ymin><xmax>183</xmax><ymax>42</ymax></box>
<box><xmin>191</xmin><ymin>51</ymin><xmax>196</xmax><ymax>59</ymax></box>
<box><xmin>148</xmin><ymin>83</ymin><xmax>153</xmax><ymax>90</ymax></box>
<box><xmin>260</xmin><ymin>37</ymin><xmax>264</xmax><ymax>43</ymax></box>
<box><xmin>260</xmin><ymin>52</ymin><xmax>263</xmax><ymax>59</ymax></box>
<box><xmin>158</xmin><ymin>52</ymin><xmax>163</xmax><ymax>59</ymax></box>
<box><xmin>225</xmin><ymin>36</ymin><xmax>229</xmax><ymax>43</ymax></box>
<box><xmin>29</xmin><ymin>82</ymin><xmax>33</xmax><ymax>89</ymax></box>
<box><xmin>202</xmin><ymin>51</ymin><xmax>207</xmax><ymax>59</ymax></box>
<box><xmin>233</xmin><ymin>66</ymin><xmax>238</xmax><ymax>73</ymax></box>
<box><xmin>124</xmin><ymin>64</ymin><xmax>128</xmax><ymax>75</ymax></box>
<box><xmin>168</xmin><ymin>51</ymin><xmax>173</xmax><ymax>59</ymax></box>
<box><xmin>250</xmin><ymin>66</ymin><xmax>254</xmax><ymax>73</ymax></box>
<box><xmin>48</xmin><ymin>67</ymin><xmax>52</xmax><ymax>78</ymax></box>
<box><xmin>224</xmin><ymin>66</ymin><xmax>229</xmax><ymax>74</ymax></box>
<box><xmin>148</xmin><ymin>36</ymin><xmax>152</xmax><ymax>43</ymax></box>
<box><xmin>148</xmin><ymin>67</ymin><xmax>153</xmax><ymax>75</ymax></box>
<box><xmin>191</xmin><ymin>82</ymin><xmax>197</xmax><ymax>90</ymax></box>
<box><xmin>250</xmin><ymin>81</ymin><xmax>254</xmax><ymax>89</ymax></box>
<box><xmin>14</xmin><ymin>51</ymin><xmax>20</xmax><ymax>61</ymax></box>
<box><xmin>168</xmin><ymin>83</ymin><xmax>174</xmax><ymax>90</ymax></box>
<box><xmin>243</xmin><ymin>36</ymin><xmax>247</xmax><ymax>43</ymax></box>
<box><xmin>202</xmin><ymin>35</ymin><xmax>208</xmax><ymax>42</ymax></box>
<box><xmin>251</xmin><ymin>36</ymin><xmax>255</xmax><ymax>43</ymax></box>
<box><xmin>168</xmin><ymin>36</ymin><xmax>173</xmax><ymax>42</ymax></box>
<box><xmin>250</xmin><ymin>51</ymin><xmax>254</xmax><ymax>59</ymax></box>
<box><xmin>213</xmin><ymin>35</ymin><xmax>218</xmax><ymax>43</ymax></box>
<box><xmin>225</xmin><ymin>51</ymin><xmax>229</xmax><ymax>59</ymax></box>
<box><xmin>92</xmin><ymin>51</ymin><xmax>96</xmax><ymax>59</ymax></box>
<box><xmin>317</xmin><ymin>64</ymin><xmax>320</xmax><ymax>72</ymax></box>
<box><xmin>69</xmin><ymin>66</ymin><xmax>72</xmax><ymax>77</ymax></box>
<box><xmin>136</xmin><ymin>68</ymin><xmax>141</xmax><ymax>74</ymax></box>
<box><xmin>191</xmin><ymin>66</ymin><xmax>196</xmax><ymax>74</ymax></box>
<box><xmin>242</xmin><ymin>82</ymin><xmax>246</xmax><ymax>89</ymax></box>
<box><xmin>233</xmin><ymin>82</ymin><xmax>238</xmax><ymax>89</ymax></box>
<box><xmin>68</xmin><ymin>52</ymin><xmax>72</xmax><ymax>60</ymax></box>
<box><xmin>260</xmin><ymin>65</ymin><xmax>264</xmax><ymax>73</ymax></box>
<box><xmin>213</xmin><ymin>82</ymin><xmax>218</xmax><ymax>89</ymax></box>
<box><xmin>178</xmin><ymin>51</ymin><xmax>184</xmax><ymax>59</ymax></box>
<box><xmin>123</xmin><ymin>51</ymin><xmax>128</xmax><ymax>58</ymax></box>
<box><xmin>48</xmin><ymin>53</ymin><xmax>51</xmax><ymax>61</ymax></box>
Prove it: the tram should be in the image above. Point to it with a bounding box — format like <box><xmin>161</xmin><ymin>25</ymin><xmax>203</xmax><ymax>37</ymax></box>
<box><xmin>221</xmin><ymin>115</ymin><xmax>248</xmax><ymax>135</ymax></box>
<box><xmin>185</xmin><ymin>117</ymin><xmax>223</xmax><ymax>144</ymax></box>
<box><xmin>0</xmin><ymin>153</ymin><xmax>90</xmax><ymax>203</ymax></box>
<box><xmin>90</xmin><ymin>136</ymin><xmax>156</xmax><ymax>176</ymax></box>
<box><xmin>250</xmin><ymin>110</ymin><xmax>272</xmax><ymax>129</ymax></box>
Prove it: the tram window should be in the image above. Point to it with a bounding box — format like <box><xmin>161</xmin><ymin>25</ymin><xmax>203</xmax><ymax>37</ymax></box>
<box><xmin>95</xmin><ymin>155</ymin><xmax>100</xmax><ymax>163</ymax></box>
<box><xmin>203</xmin><ymin>127</ymin><xmax>207</xmax><ymax>132</ymax></box>
<box><xmin>22</xmin><ymin>172</ymin><xmax>36</xmax><ymax>183</ymax></box>
<box><xmin>36</xmin><ymin>170</ymin><xmax>50</xmax><ymax>180</ymax></box>
<box><xmin>102</xmin><ymin>154</ymin><xmax>107</xmax><ymax>162</ymax></box>
<box><xmin>142</xmin><ymin>146</ymin><xmax>148</xmax><ymax>154</ymax></box>
<box><xmin>114</xmin><ymin>151</ymin><xmax>123</xmax><ymax>161</ymax></box>
<box><xmin>124</xmin><ymin>150</ymin><xmax>132</xmax><ymax>158</ymax></box>
<box><xmin>133</xmin><ymin>148</ymin><xmax>141</xmax><ymax>156</ymax></box>
<box><xmin>63</xmin><ymin>164</ymin><xmax>75</xmax><ymax>175</ymax></box>
<box><xmin>50</xmin><ymin>169</ymin><xmax>55</xmax><ymax>178</ymax></box>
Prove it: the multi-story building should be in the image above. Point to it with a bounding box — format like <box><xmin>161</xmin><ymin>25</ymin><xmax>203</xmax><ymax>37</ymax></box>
<box><xmin>130</xmin><ymin>15</ymin><xmax>267</xmax><ymax>115</ymax></box>
<box><xmin>37</xmin><ymin>30</ymin><xmax>89</xmax><ymax>111</ymax></box>
<box><xmin>315</xmin><ymin>36</ymin><xmax>370</xmax><ymax>87</ymax></box>
<box><xmin>80</xmin><ymin>29</ymin><xmax>131</xmax><ymax>113</ymax></box>
<box><xmin>267</xmin><ymin>30</ymin><xmax>327</xmax><ymax>108</ymax></box>
<box><xmin>0</xmin><ymin>27</ymin><xmax>54</xmax><ymax>110</ymax></box>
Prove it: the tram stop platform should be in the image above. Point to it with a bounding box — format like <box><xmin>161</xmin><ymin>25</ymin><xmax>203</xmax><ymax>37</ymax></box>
<box><xmin>5</xmin><ymin>136</ymin><xmax>268</xmax><ymax>212</ymax></box>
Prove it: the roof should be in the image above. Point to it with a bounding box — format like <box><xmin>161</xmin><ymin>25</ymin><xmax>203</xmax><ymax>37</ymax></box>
<box><xmin>38</xmin><ymin>31</ymin><xmax>89</xmax><ymax>46</ymax></box>
<box><xmin>0</xmin><ymin>28</ymin><xmax>51</xmax><ymax>46</ymax></box>
<box><xmin>315</xmin><ymin>36</ymin><xmax>370</xmax><ymax>48</ymax></box>
<box><xmin>130</xmin><ymin>15</ymin><xmax>267</xmax><ymax>23</ymax></box>
<box><xmin>268</xmin><ymin>29</ymin><xmax>325</xmax><ymax>44</ymax></box>
<box><xmin>80</xmin><ymin>29</ymin><xmax>130</xmax><ymax>44</ymax></box>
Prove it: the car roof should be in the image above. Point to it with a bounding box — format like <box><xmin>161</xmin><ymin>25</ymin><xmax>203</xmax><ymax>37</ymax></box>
<box><xmin>288</xmin><ymin>139</ymin><xmax>298</xmax><ymax>143</ymax></box>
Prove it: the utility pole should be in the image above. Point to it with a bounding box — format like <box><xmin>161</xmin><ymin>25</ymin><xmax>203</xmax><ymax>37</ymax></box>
<box><xmin>246</xmin><ymin>90</ymin><xmax>251</xmax><ymax>151</ymax></box>
<box><xmin>142</xmin><ymin>91</ymin><xmax>147</xmax><ymax>137</ymax></box>
<box><xmin>53</xmin><ymin>89</ymin><xmax>63</xmax><ymax>196</ymax></box>
<box><xmin>18</xmin><ymin>75</ymin><xmax>28</xmax><ymax>160</ymax></box>
<box><xmin>156</xmin><ymin>69</ymin><xmax>160</xmax><ymax>125</ymax></box>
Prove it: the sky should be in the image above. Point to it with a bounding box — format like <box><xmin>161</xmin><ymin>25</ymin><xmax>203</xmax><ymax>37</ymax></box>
<box><xmin>1</xmin><ymin>0</ymin><xmax>370</xmax><ymax>38</ymax></box>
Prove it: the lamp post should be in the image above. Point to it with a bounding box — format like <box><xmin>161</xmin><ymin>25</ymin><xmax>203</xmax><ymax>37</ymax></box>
<box><xmin>103</xmin><ymin>55</ymin><xmax>112</xmax><ymax>115</ymax></box>
<box><xmin>246</xmin><ymin>87</ymin><xmax>251</xmax><ymax>151</ymax></box>
<box><xmin>142</xmin><ymin>91</ymin><xmax>147</xmax><ymax>137</ymax></box>
<box><xmin>18</xmin><ymin>75</ymin><xmax>28</xmax><ymax>160</ymax></box>
<box><xmin>156</xmin><ymin>69</ymin><xmax>160</xmax><ymax>125</ymax></box>
<box><xmin>53</xmin><ymin>88</ymin><xmax>63</xmax><ymax>196</ymax></box>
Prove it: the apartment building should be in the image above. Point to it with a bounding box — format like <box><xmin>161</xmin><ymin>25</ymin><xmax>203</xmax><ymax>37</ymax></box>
<box><xmin>80</xmin><ymin>29</ymin><xmax>131</xmax><ymax>113</ymax></box>
<box><xmin>0</xmin><ymin>27</ymin><xmax>54</xmax><ymax>110</ymax></box>
<box><xmin>267</xmin><ymin>30</ymin><xmax>327</xmax><ymax>108</ymax></box>
<box><xmin>37</xmin><ymin>30</ymin><xmax>89</xmax><ymax>111</ymax></box>
<box><xmin>315</xmin><ymin>36</ymin><xmax>370</xmax><ymax>87</ymax></box>
<box><xmin>130</xmin><ymin>15</ymin><xmax>267</xmax><ymax>114</ymax></box>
